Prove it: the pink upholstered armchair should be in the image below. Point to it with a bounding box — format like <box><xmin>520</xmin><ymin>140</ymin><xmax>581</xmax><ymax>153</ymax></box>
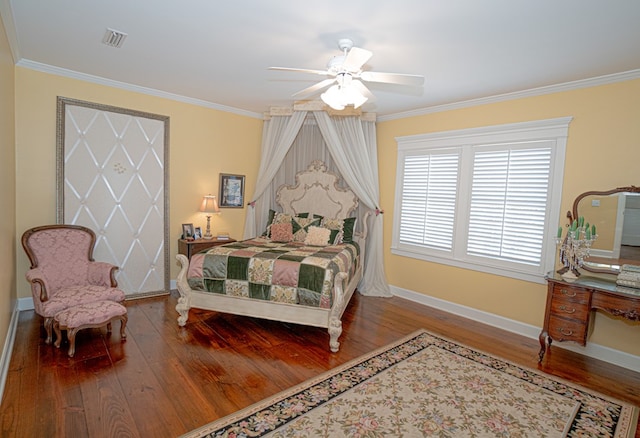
<box><xmin>21</xmin><ymin>224</ymin><xmax>125</xmax><ymax>344</ymax></box>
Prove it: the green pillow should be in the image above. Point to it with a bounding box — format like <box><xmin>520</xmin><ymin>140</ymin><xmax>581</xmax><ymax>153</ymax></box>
<box><xmin>342</xmin><ymin>217</ymin><xmax>357</xmax><ymax>243</ymax></box>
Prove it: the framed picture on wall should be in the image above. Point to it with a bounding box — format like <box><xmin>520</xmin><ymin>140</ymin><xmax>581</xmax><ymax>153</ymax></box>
<box><xmin>219</xmin><ymin>174</ymin><xmax>245</xmax><ymax>208</ymax></box>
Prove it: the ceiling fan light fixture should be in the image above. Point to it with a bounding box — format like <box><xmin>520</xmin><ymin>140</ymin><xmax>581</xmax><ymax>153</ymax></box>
<box><xmin>321</xmin><ymin>85</ymin><xmax>345</xmax><ymax>110</ymax></box>
<box><xmin>321</xmin><ymin>84</ymin><xmax>367</xmax><ymax>110</ymax></box>
<box><xmin>321</xmin><ymin>73</ymin><xmax>368</xmax><ymax>110</ymax></box>
<box><xmin>344</xmin><ymin>85</ymin><xmax>367</xmax><ymax>109</ymax></box>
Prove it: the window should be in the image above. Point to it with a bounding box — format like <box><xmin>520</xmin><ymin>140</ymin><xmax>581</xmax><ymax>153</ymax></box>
<box><xmin>392</xmin><ymin>117</ymin><xmax>572</xmax><ymax>283</ymax></box>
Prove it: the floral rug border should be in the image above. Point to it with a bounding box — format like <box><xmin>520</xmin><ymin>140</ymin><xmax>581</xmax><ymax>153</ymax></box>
<box><xmin>183</xmin><ymin>329</ymin><xmax>639</xmax><ymax>438</ymax></box>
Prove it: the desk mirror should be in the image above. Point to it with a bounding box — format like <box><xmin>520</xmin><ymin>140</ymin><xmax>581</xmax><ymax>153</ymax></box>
<box><xmin>572</xmin><ymin>186</ymin><xmax>640</xmax><ymax>274</ymax></box>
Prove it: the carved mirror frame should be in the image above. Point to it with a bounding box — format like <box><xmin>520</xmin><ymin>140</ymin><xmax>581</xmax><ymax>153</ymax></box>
<box><xmin>572</xmin><ymin>185</ymin><xmax>640</xmax><ymax>274</ymax></box>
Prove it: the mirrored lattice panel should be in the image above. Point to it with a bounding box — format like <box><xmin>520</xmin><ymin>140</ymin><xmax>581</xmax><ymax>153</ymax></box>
<box><xmin>59</xmin><ymin>99</ymin><xmax>169</xmax><ymax>297</ymax></box>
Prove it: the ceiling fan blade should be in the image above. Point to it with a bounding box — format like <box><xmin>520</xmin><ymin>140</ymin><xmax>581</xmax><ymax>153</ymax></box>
<box><xmin>352</xmin><ymin>79</ymin><xmax>376</xmax><ymax>102</ymax></box>
<box><xmin>360</xmin><ymin>71</ymin><xmax>425</xmax><ymax>86</ymax></box>
<box><xmin>342</xmin><ymin>47</ymin><xmax>373</xmax><ymax>72</ymax></box>
<box><xmin>269</xmin><ymin>67</ymin><xmax>330</xmax><ymax>76</ymax></box>
<box><xmin>292</xmin><ymin>78</ymin><xmax>336</xmax><ymax>98</ymax></box>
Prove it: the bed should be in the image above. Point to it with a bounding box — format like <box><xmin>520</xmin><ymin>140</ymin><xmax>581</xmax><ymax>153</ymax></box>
<box><xmin>175</xmin><ymin>161</ymin><xmax>370</xmax><ymax>352</ymax></box>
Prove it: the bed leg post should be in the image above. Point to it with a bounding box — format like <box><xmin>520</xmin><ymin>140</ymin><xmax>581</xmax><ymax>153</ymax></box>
<box><xmin>328</xmin><ymin>320</ymin><xmax>342</xmax><ymax>352</ymax></box>
<box><xmin>176</xmin><ymin>296</ymin><xmax>190</xmax><ymax>326</ymax></box>
<box><xmin>175</xmin><ymin>254</ymin><xmax>192</xmax><ymax>326</ymax></box>
<box><xmin>328</xmin><ymin>271</ymin><xmax>348</xmax><ymax>352</ymax></box>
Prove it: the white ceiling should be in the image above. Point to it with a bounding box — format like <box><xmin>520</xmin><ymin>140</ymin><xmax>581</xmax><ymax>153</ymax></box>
<box><xmin>3</xmin><ymin>0</ymin><xmax>640</xmax><ymax>118</ymax></box>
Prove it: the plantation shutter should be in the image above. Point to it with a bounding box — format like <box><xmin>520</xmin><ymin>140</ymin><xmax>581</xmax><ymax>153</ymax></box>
<box><xmin>399</xmin><ymin>152</ymin><xmax>459</xmax><ymax>250</ymax></box>
<box><xmin>466</xmin><ymin>144</ymin><xmax>552</xmax><ymax>265</ymax></box>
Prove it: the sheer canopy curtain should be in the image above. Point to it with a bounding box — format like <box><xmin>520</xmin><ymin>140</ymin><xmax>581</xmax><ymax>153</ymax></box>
<box><xmin>243</xmin><ymin>111</ymin><xmax>390</xmax><ymax>297</ymax></box>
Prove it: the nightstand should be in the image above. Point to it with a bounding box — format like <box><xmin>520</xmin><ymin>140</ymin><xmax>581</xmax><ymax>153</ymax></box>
<box><xmin>178</xmin><ymin>238</ymin><xmax>236</xmax><ymax>259</ymax></box>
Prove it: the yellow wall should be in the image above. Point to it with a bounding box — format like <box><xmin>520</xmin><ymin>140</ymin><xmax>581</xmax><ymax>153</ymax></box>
<box><xmin>0</xmin><ymin>13</ymin><xmax>16</xmax><ymax>354</ymax></box>
<box><xmin>14</xmin><ymin>68</ymin><xmax>263</xmax><ymax>299</ymax></box>
<box><xmin>378</xmin><ymin>79</ymin><xmax>640</xmax><ymax>356</ymax></box>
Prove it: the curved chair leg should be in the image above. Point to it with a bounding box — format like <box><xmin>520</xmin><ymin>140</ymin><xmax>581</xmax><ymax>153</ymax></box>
<box><xmin>67</xmin><ymin>328</ymin><xmax>78</xmax><ymax>358</ymax></box>
<box><xmin>44</xmin><ymin>317</ymin><xmax>54</xmax><ymax>344</ymax></box>
<box><xmin>120</xmin><ymin>315</ymin><xmax>128</xmax><ymax>340</ymax></box>
<box><xmin>53</xmin><ymin>320</ymin><xmax>62</xmax><ymax>349</ymax></box>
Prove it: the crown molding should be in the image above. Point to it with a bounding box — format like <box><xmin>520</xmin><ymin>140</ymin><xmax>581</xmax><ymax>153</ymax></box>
<box><xmin>0</xmin><ymin>0</ymin><xmax>20</xmax><ymax>62</ymax></box>
<box><xmin>16</xmin><ymin>59</ymin><xmax>264</xmax><ymax>120</ymax></box>
<box><xmin>379</xmin><ymin>69</ymin><xmax>640</xmax><ymax>122</ymax></box>
<box><xmin>14</xmin><ymin>56</ymin><xmax>640</xmax><ymax>124</ymax></box>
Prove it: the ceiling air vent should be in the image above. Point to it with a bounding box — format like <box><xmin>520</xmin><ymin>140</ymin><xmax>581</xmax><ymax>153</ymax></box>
<box><xmin>102</xmin><ymin>28</ymin><xmax>128</xmax><ymax>48</ymax></box>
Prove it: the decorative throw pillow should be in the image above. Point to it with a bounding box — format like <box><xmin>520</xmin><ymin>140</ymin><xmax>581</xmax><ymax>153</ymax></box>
<box><xmin>342</xmin><ymin>217</ymin><xmax>357</xmax><ymax>243</ymax></box>
<box><xmin>320</xmin><ymin>217</ymin><xmax>344</xmax><ymax>244</ymax></box>
<box><xmin>270</xmin><ymin>222</ymin><xmax>293</xmax><ymax>242</ymax></box>
<box><xmin>266</xmin><ymin>212</ymin><xmax>293</xmax><ymax>238</ymax></box>
<box><xmin>291</xmin><ymin>216</ymin><xmax>321</xmax><ymax>242</ymax></box>
<box><xmin>273</xmin><ymin>212</ymin><xmax>293</xmax><ymax>224</ymax></box>
<box><xmin>320</xmin><ymin>217</ymin><xmax>357</xmax><ymax>244</ymax></box>
<box><xmin>304</xmin><ymin>226</ymin><xmax>331</xmax><ymax>246</ymax></box>
<box><xmin>262</xmin><ymin>209</ymin><xmax>278</xmax><ymax>236</ymax></box>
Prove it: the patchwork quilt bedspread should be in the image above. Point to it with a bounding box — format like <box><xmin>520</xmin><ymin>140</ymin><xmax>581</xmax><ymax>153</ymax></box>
<box><xmin>186</xmin><ymin>237</ymin><xmax>360</xmax><ymax>308</ymax></box>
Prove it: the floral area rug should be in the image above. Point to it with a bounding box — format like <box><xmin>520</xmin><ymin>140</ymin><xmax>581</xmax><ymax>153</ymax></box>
<box><xmin>183</xmin><ymin>329</ymin><xmax>639</xmax><ymax>437</ymax></box>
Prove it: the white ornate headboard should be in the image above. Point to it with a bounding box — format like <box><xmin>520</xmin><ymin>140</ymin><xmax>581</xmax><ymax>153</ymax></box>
<box><xmin>276</xmin><ymin>161</ymin><xmax>358</xmax><ymax>220</ymax></box>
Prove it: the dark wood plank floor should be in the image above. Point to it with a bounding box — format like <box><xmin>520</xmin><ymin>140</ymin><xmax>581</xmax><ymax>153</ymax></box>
<box><xmin>1</xmin><ymin>291</ymin><xmax>639</xmax><ymax>437</ymax></box>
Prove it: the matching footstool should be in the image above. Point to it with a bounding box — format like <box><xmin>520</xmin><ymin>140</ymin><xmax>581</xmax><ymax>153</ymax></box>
<box><xmin>53</xmin><ymin>300</ymin><xmax>127</xmax><ymax>357</ymax></box>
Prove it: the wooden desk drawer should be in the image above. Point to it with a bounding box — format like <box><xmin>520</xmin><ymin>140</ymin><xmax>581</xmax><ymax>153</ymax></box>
<box><xmin>549</xmin><ymin>299</ymin><xmax>589</xmax><ymax>320</ymax></box>
<box><xmin>551</xmin><ymin>284</ymin><xmax>590</xmax><ymax>304</ymax></box>
<box><xmin>548</xmin><ymin>314</ymin><xmax>588</xmax><ymax>344</ymax></box>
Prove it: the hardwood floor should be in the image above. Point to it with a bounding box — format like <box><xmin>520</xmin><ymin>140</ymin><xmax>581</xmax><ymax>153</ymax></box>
<box><xmin>1</xmin><ymin>291</ymin><xmax>639</xmax><ymax>437</ymax></box>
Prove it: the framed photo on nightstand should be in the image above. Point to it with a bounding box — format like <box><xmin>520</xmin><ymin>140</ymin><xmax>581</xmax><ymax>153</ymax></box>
<box><xmin>182</xmin><ymin>223</ymin><xmax>195</xmax><ymax>240</ymax></box>
<box><xmin>219</xmin><ymin>173</ymin><xmax>245</xmax><ymax>208</ymax></box>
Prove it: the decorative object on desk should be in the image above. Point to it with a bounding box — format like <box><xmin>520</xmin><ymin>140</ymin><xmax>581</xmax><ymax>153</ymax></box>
<box><xmin>616</xmin><ymin>264</ymin><xmax>640</xmax><ymax>289</ymax></box>
<box><xmin>199</xmin><ymin>194</ymin><xmax>220</xmax><ymax>239</ymax></box>
<box><xmin>219</xmin><ymin>173</ymin><xmax>245</xmax><ymax>208</ymax></box>
<box><xmin>193</xmin><ymin>226</ymin><xmax>202</xmax><ymax>240</ymax></box>
<box><xmin>181</xmin><ymin>223</ymin><xmax>195</xmax><ymax>241</ymax></box>
<box><xmin>184</xmin><ymin>329</ymin><xmax>639</xmax><ymax>438</ymax></box>
<box><xmin>556</xmin><ymin>216</ymin><xmax>597</xmax><ymax>280</ymax></box>
<box><xmin>216</xmin><ymin>232</ymin><xmax>230</xmax><ymax>241</ymax></box>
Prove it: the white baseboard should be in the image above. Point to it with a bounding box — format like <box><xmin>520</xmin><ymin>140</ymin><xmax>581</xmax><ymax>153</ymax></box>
<box><xmin>0</xmin><ymin>302</ymin><xmax>21</xmax><ymax>402</ymax></box>
<box><xmin>17</xmin><ymin>296</ymin><xmax>34</xmax><ymax>311</ymax></box>
<box><xmin>391</xmin><ymin>285</ymin><xmax>640</xmax><ymax>372</ymax></box>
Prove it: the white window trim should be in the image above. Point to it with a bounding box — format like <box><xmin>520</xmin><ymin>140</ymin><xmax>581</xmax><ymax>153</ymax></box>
<box><xmin>392</xmin><ymin>117</ymin><xmax>572</xmax><ymax>284</ymax></box>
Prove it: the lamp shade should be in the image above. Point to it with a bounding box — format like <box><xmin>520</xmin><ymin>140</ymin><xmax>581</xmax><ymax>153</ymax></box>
<box><xmin>199</xmin><ymin>194</ymin><xmax>220</xmax><ymax>214</ymax></box>
<box><xmin>199</xmin><ymin>194</ymin><xmax>220</xmax><ymax>239</ymax></box>
<box><xmin>320</xmin><ymin>75</ymin><xmax>368</xmax><ymax>110</ymax></box>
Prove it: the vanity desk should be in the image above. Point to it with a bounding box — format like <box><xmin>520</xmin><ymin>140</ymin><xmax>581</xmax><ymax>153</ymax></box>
<box><xmin>539</xmin><ymin>273</ymin><xmax>640</xmax><ymax>361</ymax></box>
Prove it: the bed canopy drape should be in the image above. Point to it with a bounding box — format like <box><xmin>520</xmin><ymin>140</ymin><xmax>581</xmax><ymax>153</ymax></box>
<box><xmin>243</xmin><ymin>110</ymin><xmax>391</xmax><ymax>297</ymax></box>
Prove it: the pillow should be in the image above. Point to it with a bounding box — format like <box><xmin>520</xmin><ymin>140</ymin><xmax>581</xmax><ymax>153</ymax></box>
<box><xmin>262</xmin><ymin>209</ymin><xmax>278</xmax><ymax>236</ymax></box>
<box><xmin>266</xmin><ymin>212</ymin><xmax>293</xmax><ymax>238</ymax></box>
<box><xmin>291</xmin><ymin>216</ymin><xmax>321</xmax><ymax>242</ymax></box>
<box><xmin>270</xmin><ymin>222</ymin><xmax>293</xmax><ymax>242</ymax></box>
<box><xmin>304</xmin><ymin>226</ymin><xmax>331</xmax><ymax>246</ymax></box>
<box><xmin>320</xmin><ymin>217</ymin><xmax>357</xmax><ymax>244</ymax></box>
<box><xmin>319</xmin><ymin>217</ymin><xmax>343</xmax><ymax>244</ymax></box>
<box><xmin>342</xmin><ymin>217</ymin><xmax>357</xmax><ymax>243</ymax></box>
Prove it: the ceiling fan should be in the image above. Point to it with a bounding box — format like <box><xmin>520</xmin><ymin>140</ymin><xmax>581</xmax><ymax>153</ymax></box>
<box><xmin>269</xmin><ymin>38</ymin><xmax>425</xmax><ymax>110</ymax></box>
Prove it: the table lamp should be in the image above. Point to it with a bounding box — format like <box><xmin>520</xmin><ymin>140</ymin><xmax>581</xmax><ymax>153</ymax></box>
<box><xmin>199</xmin><ymin>194</ymin><xmax>220</xmax><ymax>239</ymax></box>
